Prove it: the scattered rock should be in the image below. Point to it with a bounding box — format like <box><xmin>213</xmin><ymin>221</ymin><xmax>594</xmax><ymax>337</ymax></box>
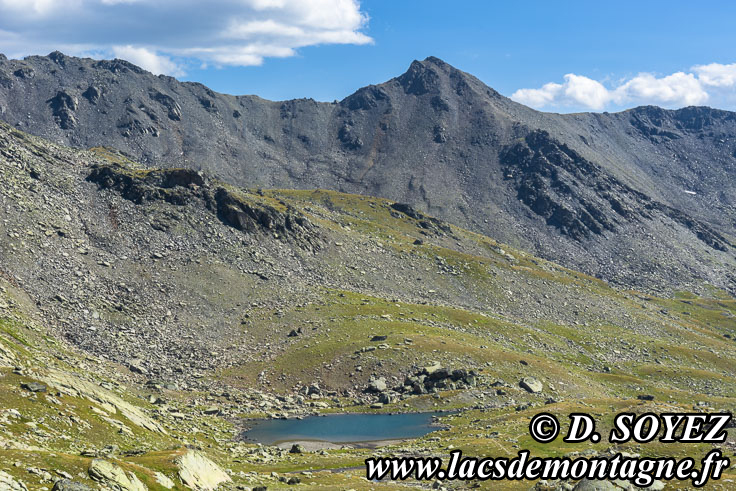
<box><xmin>52</xmin><ymin>480</ymin><xmax>93</xmax><ymax>491</ymax></box>
<box><xmin>20</xmin><ymin>382</ymin><xmax>47</xmax><ymax>393</ymax></box>
<box><xmin>422</xmin><ymin>363</ymin><xmax>443</xmax><ymax>375</ymax></box>
<box><xmin>519</xmin><ymin>377</ymin><xmax>543</xmax><ymax>394</ymax></box>
<box><xmin>126</xmin><ymin>358</ymin><xmax>148</xmax><ymax>375</ymax></box>
<box><xmin>378</xmin><ymin>391</ymin><xmax>398</xmax><ymax>404</ymax></box>
<box><xmin>570</xmin><ymin>478</ymin><xmax>665</xmax><ymax>491</ymax></box>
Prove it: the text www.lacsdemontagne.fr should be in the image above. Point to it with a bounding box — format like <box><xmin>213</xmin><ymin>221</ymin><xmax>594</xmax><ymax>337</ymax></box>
<box><xmin>365</xmin><ymin>449</ymin><xmax>729</xmax><ymax>487</ymax></box>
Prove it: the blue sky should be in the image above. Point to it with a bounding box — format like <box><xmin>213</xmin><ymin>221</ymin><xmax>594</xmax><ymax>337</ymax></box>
<box><xmin>1</xmin><ymin>0</ymin><xmax>735</xmax><ymax>112</ymax></box>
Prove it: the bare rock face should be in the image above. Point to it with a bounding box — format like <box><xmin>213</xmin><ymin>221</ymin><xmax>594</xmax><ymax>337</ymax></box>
<box><xmin>151</xmin><ymin>90</ymin><xmax>182</xmax><ymax>121</ymax></box>
<box><xmin>88</xmin><ymin>460</ymin><xmax>147</xmax><ymax>491</ymax></box>
<box><xmin>501</xmin><ymin>130</ymin><xmax>729</xmax><ymax>250</ymax></box>
<box><xmin>48</xmin><ymin>90</ymin><xmax>78</xmax><ymax>130</ymax></box>
<box><xmin>82</xmin><ymin>86</ymin><xmax>101</xmax><ymax>105</ymax></box>
<box><xmin>12</xmin><ymin>66</ymin><xmax>33</xmax><ymax>79</ymax></box>
<box><xmin>153</xmin><ymin>473</ymin><xmax>175</xmax><ymax>489</ymax></box>
<box><xmin>0</xmin><ymin>471</ymin><xmax>28</xmax><ymax>491</ymax></box>
<box><xmin>42</xmin><ymin>369</ymin><xmax>167</xmax><ymax>434</ymax></box>
<box><xmin>0</xmin><ymin>52</ymin><xmax>735</xmax><ymax>292</ymax></box>
<box><xmin>175</xmin><ymin>451</ymin><xmax>231</xmax><ymax>491</ymax></box>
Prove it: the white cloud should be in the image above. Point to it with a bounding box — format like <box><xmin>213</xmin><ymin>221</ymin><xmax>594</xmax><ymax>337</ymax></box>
<box><xmin>613</xmin><ymin>72</ymin><xmax>708</xmax><ymax>106</ymax></box>
<box><xmin>512</xmin><ymin>63</ymin><xmax>736</xmax><ymax>111</ymax></box>
<box><xmin>562</xmin><ymin>74</ymin><xmax>611</xmax><ymax>110</ymax></box>
<box><xmin>0</xmin><ymin>0</ymin><xmax>71</xmax><ymax>15</ymax></box>
<box><xmin>0</xmin><ymin>0</ymin><xmax>372</xmax><ymax>75</ymax></box>
<box><xmin>693</xmin><ymin>62</ymin><xmax>736</xmax><ymax>87</ymax></box>
<box><xmin>511</xmin><ymin>74</ymin><xmax>613</xmax><ymax>110</ymax></box>
<box><xmin>111</xmin><ymin>45</ymin><xmax>183</xmax><ymax>76</ymax></box>
<box><xmin>511</xmin><ymin>82</ymin><xmax>563</xmax><ymax>108</ymax></box>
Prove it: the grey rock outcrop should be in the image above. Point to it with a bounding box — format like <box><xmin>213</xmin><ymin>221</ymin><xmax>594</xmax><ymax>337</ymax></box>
<box><xmin>0</xmin><ymin>471</ymin><xmax>27</xmax><ymax>491</ymax></box>
<box><xmin>175</xmin><ymin>450</ymin><xmax>231</xmax><ymax>490</ymax></box>
<box><xmin>88</xmin><ymin>460</ymin><xmax>147</xmax><ymax>491</ymax></box>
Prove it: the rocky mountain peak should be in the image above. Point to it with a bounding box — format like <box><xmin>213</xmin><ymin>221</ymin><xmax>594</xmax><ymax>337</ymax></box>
<box><xmin>397</xmin><ymin>59</ymin><xmax>444</xmax><ymax>95</ymax></box>
<box><xmin>47</xmin><ymin>50</ymin><xmax>69</xmax><ymax>66</ymax></box>
<box><xmin>0</xmin><ymin>51</ymin><xmax>735</xmax><ymax>292</ymax></box>
<box><xmin>394</xmin><ymin>56</ymin><xmax>483</xmax><ymax>98</ymax></box>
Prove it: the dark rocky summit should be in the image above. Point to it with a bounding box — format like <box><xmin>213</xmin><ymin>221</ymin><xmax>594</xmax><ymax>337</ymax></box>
<box><xmin>0</xmin><ymin>52</ymin><xmax>735</xmax><ymax>292</ymax></box>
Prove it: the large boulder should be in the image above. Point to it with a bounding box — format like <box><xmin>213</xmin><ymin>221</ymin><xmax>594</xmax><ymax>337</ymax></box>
<box><xmin>88</xmin><ymin>459</ymin><xmax>147</xmax><ymax>491</ymax></box>
<box><xmin>519</xmin><ymin>376</ymin><xmax>543</xmax><ymax>394</ymax></box>
<box><xmin>175</xmin><ymin>450</ymin><xmax>231</xmax><ymax>490</ymax></box>
<box><xmin>368</xmin><ymin>377</ymin><xmax>387</xmax><ymax>392</ymax></box>
<box><xmin>289</xmin><ymin>444</ymin><xmax>306</xmax><ymax>454</ymax></box>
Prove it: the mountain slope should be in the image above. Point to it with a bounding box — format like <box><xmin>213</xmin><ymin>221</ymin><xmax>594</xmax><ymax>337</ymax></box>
<box><xmin>1</xmin><ymin>120</ymin><xmax>736</xmax><ymax>490</ymax></box>
<box><xmin>0</xmin><ymin>52</ymin><xmax>735</xmax><ymax>292</ymax></box>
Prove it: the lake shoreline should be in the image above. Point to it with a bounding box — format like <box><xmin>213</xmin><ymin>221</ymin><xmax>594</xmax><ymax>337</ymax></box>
<box><xmin>239</xmin><ymin>411</ymin><xmax>451</xmax><ymax>447</ymax></box>
<box><xmin>273</xmin><ymin>438</ymin><xmax>407</xmax><ymax>451</ymax></box>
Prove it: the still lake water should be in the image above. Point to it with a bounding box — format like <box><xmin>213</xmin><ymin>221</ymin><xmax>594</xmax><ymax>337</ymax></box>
<box><xmin>242</xmin><ymin>412</ymin><xmax>447</xmax><ymax>445</ymax></box>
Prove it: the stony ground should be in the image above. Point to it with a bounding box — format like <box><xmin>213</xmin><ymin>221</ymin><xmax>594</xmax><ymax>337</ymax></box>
<box><xmin>0</xmin><ymin>122</ymin><xmax>735</xmax><ymax>489</ymax></box>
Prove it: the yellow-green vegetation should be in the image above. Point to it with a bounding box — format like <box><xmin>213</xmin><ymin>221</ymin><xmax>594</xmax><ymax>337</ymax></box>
<box><xmin>88</xmin><ymin>146</ymin><xmax>143</xmax><ymax>169</ymax></box>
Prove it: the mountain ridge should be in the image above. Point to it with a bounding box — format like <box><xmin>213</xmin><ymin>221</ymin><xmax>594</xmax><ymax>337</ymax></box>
<box><xmin>1</xmin><ymin>51</ymin><xmax>735</xmax><ymax>292</ymax></box>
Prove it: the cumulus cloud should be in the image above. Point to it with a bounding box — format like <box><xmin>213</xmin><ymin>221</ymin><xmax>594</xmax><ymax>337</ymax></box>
<box><xmin>693</xmin><ymin>62</ymin><xmax>736</xmax><ymax>88</ymax></box>
<box><xmin>512</xmin><ymin>74</ymin><xmax>614</xmax><ymax>110</ymax></box>
<box><xmin>511</xmin><ymin>82</ymin><xmax>563</xmax><ymax>108</ymax></box>
<box><xmin>0</xmin><ymin>0</ymin><xmax>372</xmax><ymax>75</ymax></box>
<box><xmin>512</xmin><ymin>63</ymin><xmax>736</xmax><ymax>111</ymax></box>
<box><xmin>111</xmin><ymin>45</ymin><xmax>183</xmax><ymax>76</ymax></box>
<box><xmin>614</xmin><ymin>72</ymin><xmax>707</xmax><ymax>106</ymax></box>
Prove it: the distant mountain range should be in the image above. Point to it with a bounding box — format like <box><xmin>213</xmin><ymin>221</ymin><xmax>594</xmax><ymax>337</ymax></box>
<box><xmin>1</xmin><ymin>51</ymin><xmax>734</xmax><ymax>292</ymax></box>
